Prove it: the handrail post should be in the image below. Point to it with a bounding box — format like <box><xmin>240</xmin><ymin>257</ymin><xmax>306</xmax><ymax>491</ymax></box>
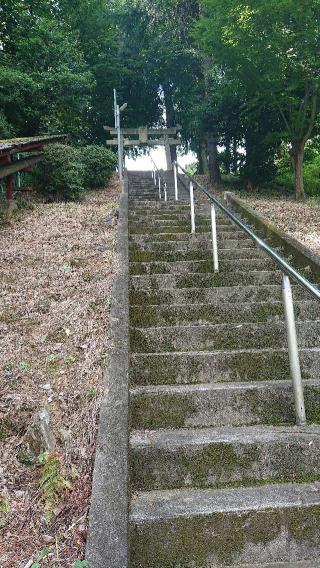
<box><xmin>211</xmin><ymin>204</ymin><xmax>219</xmax><ymax>272</ymax></box>
<box><xmin>174</xmin><ymin>162</ymin><xmax>178</xmax><ymax>201</ymax></box>
<box><xmin>190</xmin><ymin>181</ymin><xmax>195</xmax><ymax>234</ymax></box>
<box><xmin>164</xmin><ymin>182</ymin><xmax>168</xmax><ymax>202</ymax></box>
<box><xmin>158</xmin><ymin>176</ymin><xmax>161</xmax><ymax>200</ymax></box>
<box><xmin>282</xmin><ymin>274</ymin><xmax>306</xmax><ymax>425</ymax></box>
<box><xmin>154</xmin><ymin>170</ymin><xmax>157</xmax><ymax>186</ymax></box>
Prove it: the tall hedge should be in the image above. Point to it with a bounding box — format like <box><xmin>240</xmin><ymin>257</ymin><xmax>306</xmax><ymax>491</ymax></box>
<box><xmin>33</xmin><ymin>144</ymin><xmax>85</xmax><ymax>201</ymax></box>
<box><xmin>81</xmin><ymin>145</ymin><xmax>117</xmax><ymax>188</ymax></box>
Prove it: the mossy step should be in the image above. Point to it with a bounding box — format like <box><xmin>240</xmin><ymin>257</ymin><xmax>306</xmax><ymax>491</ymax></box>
<box><xmin>128</xmin><ymin>214</ymin><xmax>231</xmax><ymax>224</ymax></box>
<box><xmin>129</xmin><ymin>248</ymin><xmax>271</xmax><ymax>263</ymax></box>
<box><xmin>129</xmin><ymin>284</ymin><xmax>309</xmax><ymax>306</ymax></box>
<box><xmin>129</xmin><ymin>228</ymin><xmax>247</xmax><ymax>238</ymax></box>
<box><xmin>129</xmin><ymin>301</ymin><xmax>319</xmax><ymax>328</ymax></box>
<box><xmin>128</xmin><ymin>201</ymin><xmax>193</xmax><ymax>208</ymax></box>
<box><xmin>130</xmin><ymin>379</ymin><xmax>320</xmax><ymax>429</ymax></box>
<box><xmin>130</xmin><ymin>425</ymin><xmax>320</xmax><ymax>491</ymax></box>
<box><xmin>128</xmin><ymin>221</ymin><xmax>234</xmax><ymax>231</ymax></box>
<box><xmin>129</xmin><ymin>482</ymin><xmax>320</xmax><ymax>567</ymax></box>
<box><xmin>129</xmin><ymin>225</ymin><xmax>214</xmax><ymax>235</ymax></box>
<box><xmin>223</xmin><ymin>562</ymin><xmax>320</xmax><ymax>568</ymax></box>
<box><xmin>129</xmin><ymin>258</ymin><xmax>276</xmax><ymax>275</ymax></box>
<box><xmin>130</xmin><ymin>236</ymin><xmax>257</xmax><ymax>249</ymax></box>
<box><xmin>130</xmin><ymin>348</ymin><xmax>320</xmax><ymax>386</ymax></box>
<box><xmin>130</xmin><ymin>320</ymin><xmax>320</xmax><ymax>353</ymax></box>
<box><xmin>130</xmin><ymin>271</ymin><xmax>281</xmax><ymax>291</ymax></box>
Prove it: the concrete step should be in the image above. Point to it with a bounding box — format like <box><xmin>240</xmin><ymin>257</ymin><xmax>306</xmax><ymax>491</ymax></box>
<box><xmin>130</xmin><ymin>320</ymin><xmax>320</xmax><ymax>353</ymax></box>
<box><xmin>130</xmin><ymin>425</ymin><xmax>320</xmax><ymax>491</ymax></box>
<box><xmin>129</xmin><ymin>301</ymin><xmax>319</xmax><ymax>327</ymax></box>
<box><xmin>129</xmin><ymin>227</ymin><xmax>247</xmax><ymax>237</ymax></box>
<box><xmin>130</xmin><ymin>348</ymin><xmax>320</xmax><ymax>386</ymax></box>
<box><xmin>129</xmin><ymin>247</ymin><xmax>274</xmax><ymax>262</ymax></box>
<box><xmin>130</xmin><ymin>236</ymin><xmax>258</xmax><ymax>250</ymax></box>
<box><xmin>129</xmin><ymin>482</ymin><xmax>320</xmax><ymax>567</ymax></box>
<box><xmin>129</xmin><ymin>258</ymin><xmax>277</xmax><ymax>275</ymax></box>
<box><xmin>130</xmin><ymin>271</ymin><xmax>282</xmax><ymax>291</ymax></box>
<box><xmin>128</xmin><ymin>220</ymin><xmax>234</xmax><ymax>230</ymax></box>
<box><xmin>128</xmin><ymin>215</ymin><xmax>231</xmax><ymax>224</ymax></box>
<box><xmin>222</xmin><ymin>562</ymin><xmax>320</xmax><ymax>568</ymax></box>
<box><xmin>129</xmin><ymin>380</ymin><xmax>320</xmax><ymax>429</ymax></box>
<box><xmin>129</xmin><ymin>284</ymin><xmax>310</xmax><ymax>306</ymax></box>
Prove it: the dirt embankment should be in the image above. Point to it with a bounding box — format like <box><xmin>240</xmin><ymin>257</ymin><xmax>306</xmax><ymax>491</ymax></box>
<box><xmin>0</xmin><ymin>176</ymin><xmax>120</xmax><ymax>567</ymax></box>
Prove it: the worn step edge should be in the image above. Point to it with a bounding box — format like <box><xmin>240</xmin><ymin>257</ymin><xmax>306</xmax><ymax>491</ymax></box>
<box><xmin>130</xmin><ymin>378</ymin><xmax>320</xmax><ymax>397</ymax></box>
<box><xmin>222</xmin><ymin>562</ymin><xmax>320</xmax><ymax>568</ymax></box>
<box><xmin>130</xmin><ymin>481</ymin><xmax>320</xmax><ymax>522</ymax></box>
<box><xmin>130</xmin><ymin>424</ymin><xmax>320</xmax><ymax>448</ymax></box>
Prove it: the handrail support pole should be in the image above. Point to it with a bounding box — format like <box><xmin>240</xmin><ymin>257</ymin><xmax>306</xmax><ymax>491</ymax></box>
<box><xmin>164</xmin><ymin>182</ymin><xmax>168</xmax><ymax>202</ymax></box>
<box><xmin>211</xmin><ymin>204</ymin><xmax>219</xmax><ymax>272</ymax></box>
<box><xmin>174</xmin><ymin>162</ymin><xmax>178</xmax><ymax>201</ymax></box>
<box><xmin>158</xmin><ymin>176</ymin><xmax>161</xmax><ymax>200</ymax></box>
<box><xmin>190</xmin><ymin>181</ymin><xmax>196</xmax><ymax>234</ymax></box>
<box><xmin>282</xmin><ymin>274</ymin><xmax>306</xmax><ymax>425</ymax></box>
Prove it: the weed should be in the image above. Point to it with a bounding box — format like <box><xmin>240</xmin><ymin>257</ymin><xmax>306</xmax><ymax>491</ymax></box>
<box><xmin>60</xmin><ymin>263</ymin><xmax>72</xmax><ymax>274</ymax></box>
<box><xmin>72</xmin><ymin>561</ymin><xmax>89</xmax><ymax>568</ymax></box>
<box><xmin>0</xmin><ymin>494</ymin><xmax>10</xmax><ymax>527</ymax></box>
<box><xmin>38</xmin><ymin>452</ymin><xmax>72</xmax><ymax>522</ymax></box>
<box><xmin>64</xmin><ymin>354</ymin><xmax>78</xmax><ymax>364</ymax></box>
<box><xmin>20</xmin><ymin>360</ymin><xmax>30</xmax><ymax>372</ymax></box>
<box><xmin>84</xmin><ymin>387</ymin><xmax>96</xmax><ymax>400</ymax></box>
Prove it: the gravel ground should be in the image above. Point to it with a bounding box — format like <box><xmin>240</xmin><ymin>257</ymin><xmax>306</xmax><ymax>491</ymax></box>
<box><xmin>0</xmin><ymin>177</ymin><xmax>120</xmax><ymax>567</ymax></box>
<box><xmin>241</xmin><ymin>196</ymin><xmax>320</xmax><ymax>256</ymax></box>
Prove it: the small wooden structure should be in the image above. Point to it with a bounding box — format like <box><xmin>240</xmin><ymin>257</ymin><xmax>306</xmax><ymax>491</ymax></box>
<box><xmin>0</xmin><ymin>134</ymin><xmax>67</xmax><ymax>201</ymax></box>
<box><xmin>104</xmin><ymin>126</ymin><xmax>181</xmax><ymax>169</ymax></box>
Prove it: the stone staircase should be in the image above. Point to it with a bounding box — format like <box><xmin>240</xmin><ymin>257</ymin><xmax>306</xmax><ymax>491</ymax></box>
<box><xmin>127</xmin><ymin>171</ymin><xmax>320</xmax><ymax>568</ymax></box>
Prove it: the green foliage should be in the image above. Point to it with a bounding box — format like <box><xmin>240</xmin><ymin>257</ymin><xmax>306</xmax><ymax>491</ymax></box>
<box><xmin>81</xmin><ymin>145</ymin><xmax>116</xmax><ymax>188</ymax></box>
<box><xmin>277</xmin><ymin>153</ymin><xmax>320</xmax><ymax>197</ymax></box>
<box><xmin>0</xmin><ymin>112</ymin><xmax>14</xmax><ymax>138</ymax></box>
<box><xmin>38</xmin><ymin>452</ymin><xmax>71</xmax><ymax>522</ymax></box>
<box><xmin>33</xmin><ymin>144</ymin><xmax>85</xmax><ymax>201</ymax></box>
<box><xmin>72</xmin><ymin>561</ymin><xmax>89</xmax><ymax>568</ymax></box>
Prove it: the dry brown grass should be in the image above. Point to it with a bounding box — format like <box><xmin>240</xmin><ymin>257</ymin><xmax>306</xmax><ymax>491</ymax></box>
<box><xmin>0</xmin><ymin>175</ymin><xmax>120</xmax><ymax>567</ymax></box>
<box><xmin>242</xmin><ymin>196</ymin><xmax>320</xmax><ymax>256</ymax></box>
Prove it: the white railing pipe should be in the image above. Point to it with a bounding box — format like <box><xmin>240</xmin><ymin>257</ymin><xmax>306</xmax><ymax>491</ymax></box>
<box><xmin>211</xmin><ymin>204</ymin><xmax>219</xmax><ymax>272</ymax></box>
<box><xmin>190</xmin><ymin>181</ymin><xmax>195</xmax><ymax>234</ymax></box>
<box><xmin>282</xmin><ymin>274</ymin><xmax>306</xmax><ymax>425</ymax></box>
<box><xmin>174</xmin><ymin>163</ymin><xmax>178</xmax><ymax>201</ymax></box>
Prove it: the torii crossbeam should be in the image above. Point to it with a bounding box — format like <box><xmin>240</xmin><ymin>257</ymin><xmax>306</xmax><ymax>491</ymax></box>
<box><xmin>104</xmin><ymin>125</ymin><xmax>181</xmax><ymax>170</ymax></box>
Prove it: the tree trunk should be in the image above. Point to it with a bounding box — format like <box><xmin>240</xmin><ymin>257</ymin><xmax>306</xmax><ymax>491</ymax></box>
<box><xmin>291</xmin><ymin>144</ymin><xmax>305</xmax><ymax>199</ymax></box>
<box><xmin>162</xmin><ymin>82</ymin><xmax>177</xmax><ymax>165</ymax></box>
<box><xmin>207</xmin><ymin>135</ymin><xmax>221</xmax><ymax>185</ymax></box>
<box><xmin>200</xmin><ymin>140</ymin><xmax>209</xmax><ymax>177</ymax></box>
<box><xmin>224</xmin><ymin>134</ymin><xmax>231</xmax><ymax>175</ymax></box>
<box><xmin>232</xmin><ymin>138</ymin><xmax>238</xmax><ymax>174</ymax></box>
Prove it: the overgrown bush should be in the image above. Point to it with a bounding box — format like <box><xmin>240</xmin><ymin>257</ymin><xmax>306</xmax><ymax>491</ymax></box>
<box><xmin>80</xmin><ymin>145</ymin><xmax>116</xmax><ymax>188</ymax></box>
<box><xmin>33</xmin><ymin>143</ymin><xmax>85</xmax><ymax>201</ymax></box>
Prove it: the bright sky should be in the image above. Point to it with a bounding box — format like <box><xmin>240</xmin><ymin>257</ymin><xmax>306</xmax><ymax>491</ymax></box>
<box><xmin>126</xmin><ymin>146</ymin><xmax>197</xmax><ymax>171</ymax></box>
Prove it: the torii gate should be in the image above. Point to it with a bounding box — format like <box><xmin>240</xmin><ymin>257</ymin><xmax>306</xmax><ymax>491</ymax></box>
<box><xmin>104</xmin><ymin>125</ymin><xmax>181</xmax><ymax>170</ymax></box>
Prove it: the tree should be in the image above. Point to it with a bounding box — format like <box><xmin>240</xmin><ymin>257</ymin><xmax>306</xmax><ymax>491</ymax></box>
<box><xmin>196</xmin><ymin>0</ymin><xmax>320</xmax><ymax>197</ymax></box>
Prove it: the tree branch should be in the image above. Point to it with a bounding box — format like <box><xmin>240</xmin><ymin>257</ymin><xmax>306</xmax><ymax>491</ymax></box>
<box><xmin>302</xmin><ymin>92</ymin><xmax>318</xmax><ymax>145</ymax></box>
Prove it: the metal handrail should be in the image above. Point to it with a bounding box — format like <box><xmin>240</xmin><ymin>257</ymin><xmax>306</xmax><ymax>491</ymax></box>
<box><xmin>174</xmin><ymin>161</ymin><xmax>320</xmax><ymax>302</ymax></box>
<box><xmin>174</xmin><ymin>160</ymin><xmax>320</xmax><ymax>426</ymax></box>
<box><xmin>150</xmin><ymin>156</ymin><xmax>167</xmax><ymax>201</ymax></box>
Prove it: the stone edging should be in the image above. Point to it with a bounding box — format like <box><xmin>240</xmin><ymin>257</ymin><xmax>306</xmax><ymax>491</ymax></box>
<box><xmin>86</xmin><ymin>175</ymin><xmax>129</xmax><ymax>568</ymax></box>
<box><xmin>224</xmin><ymin>192</ymin><xmax>320</xmax><ymax>283</ymax></box>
